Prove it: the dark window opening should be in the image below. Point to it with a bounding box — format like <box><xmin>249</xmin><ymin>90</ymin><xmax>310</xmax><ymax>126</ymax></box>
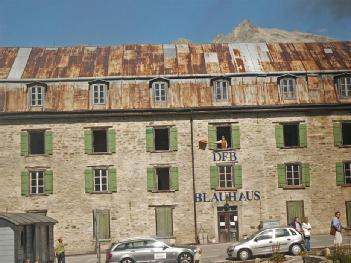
<box><xmin>93</xmin><ymin>130</ymin><xmax>107</xmax><ymax>152</ymax></box>
<box><xmin>29</xmin><ymin>131</ymin><xmax>45</xmax><ymax>154</ymax></box>
<box><xmin>156</xmin><ymin>167</ymin><xmax>170</xmax><ymax>190</ymax></box>
<box><xmin>216</xmin><ymin>126</ymin><xmax>231</xmax><ymax>149</ymax></box>
<box><xmin>283</xmin><ymin>124</ymin><xmax>299</xmax><ymax>147</ymax></box>
<box><xmin>345</xmin><ymin>163</ymin><xmax>351</xmax><ymax>184</ymax></box>
<box><xmin>155</xmin><ymin>128</ymin><xmax>169</xmax><ymax>151</ymax></box>
<box><xmin>342</xmin><ymin>123</ymin><xmax>351</xmax><ymax>145</ymax></box>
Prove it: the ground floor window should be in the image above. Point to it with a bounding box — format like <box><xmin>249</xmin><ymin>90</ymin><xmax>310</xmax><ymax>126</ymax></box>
<box><xmin>346</xmin><ymin>201</ymin><xmax>351</xmax><ymax>227</ymax></box>
<box><xmin>286</xmin><ymin>200</ymin><xmax>304</xmax><ymax>225</ymax></box>
<box><xmin>93</xmin><ymin>209</ymin><xmax>110</xmax><ymax>240</ymax></box>
<box><xmin>155</xmin><ymin>207</ymin><xmax>173</xmax><ymax>238</ymax></box>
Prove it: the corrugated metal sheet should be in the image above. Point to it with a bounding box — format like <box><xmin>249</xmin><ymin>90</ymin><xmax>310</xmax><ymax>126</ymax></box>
<box><xmin>1</xmin><ymin>42</ymin><xmax>350</xmax><ymax>80</ymax></box>
<box><xmin>0</xmin><ymin>213</ymin><xmax>57</xmax><ymax>225</ymax></box>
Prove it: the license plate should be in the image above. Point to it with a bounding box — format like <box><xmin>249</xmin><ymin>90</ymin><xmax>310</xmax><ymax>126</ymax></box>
<box><xmin>154</xmin><ymin>253</ymin><xmax>167</xmax><ymax>259</ymax></box>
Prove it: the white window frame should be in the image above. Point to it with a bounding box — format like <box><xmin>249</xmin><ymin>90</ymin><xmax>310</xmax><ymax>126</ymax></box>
<box><xmin>337</xmin><ymin>76</ymin><xmax>351</xmax><ymax>97</ymax></box>
<box><xmin>280</xmin><ymin>78</ymin><xmax>296</xmax><ymax>99</ymax></box>
<box><xmin>286</xmin><ymin>163</ymin><xmax>301</xmax><ymax>186</ymax></box>
<box><xmin>92</xmin><ymin>83</ymin><xmax>107</xmax><ymax>105</ymax></box>
<box><xmin>218</xmin><ymin>165</ymin><xmax>233</xmax><ymax>188</ymax></box>
<box><xmin>344</xmin><ymin>162</ymin><xmax>351</xmax><ymax>184</ymax></box>
<box><xmin>213</xmin><ymin>80</ymin><xmax>229</xmax><ymax>101</ymax></box>
<box><xmin>94</xmin><ymin>168</ymin><xmax>108</xmax><ymax>192</ymax></box>
<box><xmin>30</xmin><ymin>170</ymin><xmax>45</xmax><ymax>194</ymax></box>
<box><xmin>30</xmin><ymin>85</ymin><xmax>45</xmax><ymax>106</ymax></box>
<box><xmin>153</xmin><ymin>81</ymin><xmax>168</xmax><ymax>102</ymax></box>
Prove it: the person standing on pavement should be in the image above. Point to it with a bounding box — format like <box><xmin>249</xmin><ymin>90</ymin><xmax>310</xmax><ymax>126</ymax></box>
<box><xmin>302</xmin><ymin>217</ymin><xmax>312</xmax><ymax>252</ymax></box>
<box><xmin>55</xmin><ymin>238</ymin><xmax>66</xmax><ymax>263</ymax></box>
<box><xmin>290</xmin><ymin>217</ymin><xmax>303</xmax><ymax>235</ymax></box>
<box><xmin>331</xmin><ymin>211</ymin><xmax>345</xmax><ymax>247</ymax></box>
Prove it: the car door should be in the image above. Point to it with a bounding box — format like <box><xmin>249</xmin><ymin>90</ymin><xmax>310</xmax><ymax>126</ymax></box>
<box><xmin>131</xmin><ymin>240</ymin><xmax>153</xmax><ymax>262</ymax></box>
<box><xmin>149</xmin><ymin>240</ymin><xmax>174</xmax><ymax>262</ymax></box>
<box><xmin>274</xmin><ymin>228</ymin><xmax>292</xmax><ymax>253</ymax></box>
<box><xmin>251</xmin><ymin>229</ymin><xmax>274</xmax><ymax>256</ymax></box>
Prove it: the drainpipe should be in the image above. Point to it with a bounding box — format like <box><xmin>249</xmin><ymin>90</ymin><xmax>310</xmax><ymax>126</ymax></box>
<box><xmin>190</xmin><ymin>110</ymin><xmax>199</xmax><ymax>243</ymax></box>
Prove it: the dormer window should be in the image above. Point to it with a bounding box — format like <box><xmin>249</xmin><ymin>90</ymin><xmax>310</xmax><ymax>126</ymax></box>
<box><xmin>89</xmin><ymin>80</ymin><xmax>109</xmax><ymax>105</ymax></box>
<box><xmin>279</xmin><ymin>77</ymin><xmax>296</xmax><ymax>99</ymax></box>
<box><xmin>28</xmin><ymin>83</ymin><xmax>46</xmax><ymax>107</ymax></box>
<box><xmin>213</xmin><ymin>80</ymin><xmax>229</xmax><ymax>101</ymax></box>
<box><xmin>153</xmin><ymin>81</ymin><xmax>168</xmax><ymax>102</ymax></box>
<box><xmin>336</xmin><ymin>75</ymin><xmax>351</xmax><ymax>97</ymax></box>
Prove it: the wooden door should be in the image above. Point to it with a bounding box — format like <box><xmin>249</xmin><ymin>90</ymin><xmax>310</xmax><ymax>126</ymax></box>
<box><xmin>217</xmin><ymin>206</ymin><xmax>238</xmax><ymax>243</ymax></box>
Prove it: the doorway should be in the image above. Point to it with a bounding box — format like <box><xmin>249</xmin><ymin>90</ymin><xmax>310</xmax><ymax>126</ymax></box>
<box><xmin>217</xmin><ymin>206</ymin><xmax>238</xmax><ymax>243</ymax></box>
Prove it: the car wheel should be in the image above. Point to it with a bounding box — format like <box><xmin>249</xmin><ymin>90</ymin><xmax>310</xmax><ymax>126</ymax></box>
<box><xmin>290</xmin><ymin>243</ymin><xmax>302</xmax><ymax>256</ymax></box>
<box><xmin>178</xmin><ymin>252</ymin><xmax>193</xmax><ymax>263</ymax></box>
<box><xmin>238</xmin><ymin>249</ymin><xmax>251</xmax><ymax>261</ymax></box>
<box><xmin>120</xmin><ymin>258</ymin><xmax>135</xmax><ymax>263</ymax></box>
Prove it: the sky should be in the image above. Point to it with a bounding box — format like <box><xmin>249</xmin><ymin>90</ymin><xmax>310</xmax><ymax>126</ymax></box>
<box><xmin>0</xmin><ymin>0</ymin><xmax>351</xmax><ymax>47</ymax></box>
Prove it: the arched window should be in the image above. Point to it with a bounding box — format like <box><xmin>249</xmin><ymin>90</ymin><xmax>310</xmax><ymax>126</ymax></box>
<box><xmin>149</xmin><ymin>77</ymin><xmax>170</xmax><ymax>102</ymax></box>
<box><xmin>336</xmin><ymin>74</ymin><xmax>351</xmax><ymax>97</ymax></box>
<box><xmin>27</xmin><ymin>82</ymin><xmax>47</xmax><ymax>107</ymax></box>
<box><xmin>278</xmin><ymin>75</ymin><xmax>297</xmax><ymax>99</ymax></box>
<box><xmin>89</xmin><ymin>80</ymin><xmax>109</xmax><ymax>105</ymax></box>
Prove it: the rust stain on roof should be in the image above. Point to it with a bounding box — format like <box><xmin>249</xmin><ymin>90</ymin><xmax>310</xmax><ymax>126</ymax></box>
<box><xmin>1</xmin><ymin>42</ymin><xmax>350</xmax><ymax>80</ymax></box>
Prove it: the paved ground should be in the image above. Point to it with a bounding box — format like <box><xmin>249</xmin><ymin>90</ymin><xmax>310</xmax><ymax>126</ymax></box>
<box><xmin>65</xmin><ymin>234</ymin><xmax>351</xmax><ymax>263</ymax></box>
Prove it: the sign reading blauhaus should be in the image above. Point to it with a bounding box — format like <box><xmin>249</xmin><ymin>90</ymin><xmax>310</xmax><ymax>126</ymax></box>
<box><xmin>194</xmin><ymin>191</ymin><xmax>261</xmax><ymax>203</ymax></box>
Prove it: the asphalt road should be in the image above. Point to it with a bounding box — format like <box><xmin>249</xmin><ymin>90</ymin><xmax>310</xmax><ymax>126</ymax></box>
<box><xmin>65</xmin><ymin>234</ymin><xmax>351</xmax><ymax>263</ymax></box>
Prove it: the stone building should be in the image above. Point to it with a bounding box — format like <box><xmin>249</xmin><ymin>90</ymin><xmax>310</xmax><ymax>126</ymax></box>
<box><xmin>0</xmin><ymin>42</ymin><xmax>350</xmax><ymax>254</ymax></box>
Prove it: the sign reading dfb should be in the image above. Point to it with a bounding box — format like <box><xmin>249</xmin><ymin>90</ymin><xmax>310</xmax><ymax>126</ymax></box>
<box><xmin>213</xmin><ymin>151</ymin><xmax>237</xmax><ymax>162</ymax></box>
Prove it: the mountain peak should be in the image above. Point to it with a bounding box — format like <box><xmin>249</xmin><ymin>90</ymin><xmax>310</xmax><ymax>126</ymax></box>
<box><xmin>237</xmin><ymin>19</ymin><xmax>256</xmax><ymax>30</ymax></box>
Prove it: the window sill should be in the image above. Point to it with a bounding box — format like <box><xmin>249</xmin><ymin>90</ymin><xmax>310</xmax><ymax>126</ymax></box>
<box><xmin>28</xmin><ymin>194</ymin><xmax>50</xmax><ymax>196</ymax></box>
<box><xmin>336</xmin><ymin>145</ymin><xmax>351</xmax><ymax>148</ymax></box>
<box><xmin>90</xmin><ymin>191</ymin><xmax>113</xmax><ymax>194</ymax></box>
<box><xmin>150</xmin><ymin>150</ymin><xmax>175</xmax><ymax>153</ymax></box>
<box><xmin>25</xmin><ymin>154</ymin><xmax>50</xmax><ymax>157</ymax></box>
<box><xmin>339</xmin><ymin>184</ymin><xmax>351</xmax><ymax>187</ymax></box>
<box><xmin>213</xmin><ymin>148</ymin><xmax>238</xmax><ymax>152</ymax></box>
<box><xmin>283</xmin><ymin>186</ymin><xmax>306</xmax><ymax>190</ymax></box>
<box><xmin>279</xmin><ymin>146</ymin><xmax>305</xmax><ymax>149</ymax></box>
<box><xmin>152</xmin><ymin>190</ymin><xmax>176</xmax><ymax>193</ymax></box>
<box><xmin>87</xmin><ymin>152</ymin><xmax>113</xmax><ymax>155</ymax></box>
<box><xmin>216</xmin><ymin>188</ymin><xmax>238</xmax><ymax>191</ymax></box>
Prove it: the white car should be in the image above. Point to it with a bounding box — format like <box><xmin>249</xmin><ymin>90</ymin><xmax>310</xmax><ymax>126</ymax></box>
<box><xmin>227</xmin><ymin>227</ymin><xmax>304</xmax><ymax>260</ymax></box>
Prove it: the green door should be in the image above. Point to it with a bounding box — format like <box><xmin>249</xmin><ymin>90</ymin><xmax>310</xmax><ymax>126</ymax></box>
<box><xmin>286</xmin><ymin>201</ymin><xmax>304</xmax><ymax>225</ymax></box>
<box><xmin>346</xmin><ymin>201</ymin><xmax>351</xmax><ymax>228</ymax></box>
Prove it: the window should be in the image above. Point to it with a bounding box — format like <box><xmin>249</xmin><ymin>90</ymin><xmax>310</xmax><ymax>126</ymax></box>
<box><xmin>84</xmin><ymin>168</ymin><xmax>117</xmax><ymax>193</ymax></box>
<box><xmin>84</xmin><ymin>128</ymin><xmax>116</xmax><ymax>154</ymax></box>
<box><xmin>275</xmin><ymin>228</ymin><xmax>290</xmax><ymax>238</ymax></box>
<box><xmin>336</xmin><ymin>162</ymin><xmax>351</xmax><ymax>185</ymax></box>
<box><xmin>275</xmin><ymin>123</ymin><xmax>307</xmax><ymax>148</ymax></box>
<box><xmin>213</xmin><ymin>80</ymin><xmax>229</xmax><ymax>101</ymax></box>
<box><xmin>279</xmin><ymin>77</ymin><xmax>296</xmax><ymax>99</ymax></box>
<box><xmin>21</xmin><ymin>170</ymin><xmax>53</xmax><ymax>196</ymax></box>
<box><xmin>210</xmin><ymin>165</ymin><xmax>242</xmax><ymax>190</ymax></box>
<box><xmin>146</xmin><ymin>126</ymin><xmax>177</xmax><ymax>152</ymax></box>
<box><xmin>277</xmin><ymin>163</ymin><xmax>310</xmax><ymax>188</ymax></box>
<box><xmin>256</xmin><ymin>229</ymin><xmax>273</xmax><ymax>241</ymax></box>
<box><xmin>147</xmin><ymin>167</ymin><xmax>178</xmax><ymax>192</ymax></box>
<box><xmin>93</xmin><ymin>209</ymin><xmax>110</xmax><ymax>240</ymax></box>
<box><xmin>286</xmin><ymin>201</ymin><xmax>304</xmax><ymax>225</ymax></box>
<box><xmin>29</xmin><ymin>85</ymin><xmax>45</xmax><ymax>106</ymax></box>
<box><xmin>208</xmin><ymin>124</ymin><xmax>240</xmax><ymax>150</ymax></box>
<box><xmin>333</xmin><ymin>122</ymin><xmax>351</xmax><ymax>146</ymax></box>
<box><xmin>92</xmin><ymin>83</ymin><xmax>107</xmax><ymax>104</ymax></box>
<box><xmin>153</xmin><ymin>82</ymin><xmax>168</xmax><ymax>102</ymax></box>
<box><xmin>155</xmin><ymin>207</ymin><xmax>173</xmax><ymax>237</ymax></box>
<box><xmin>336</xmin><ymin>76</ymin><xmax>351</xmax><ymax>97</ymax></box>
<box><xmin>20</xmin><ymin>130</ymin><xmax>53</xmax><ymax>156</ymax></box>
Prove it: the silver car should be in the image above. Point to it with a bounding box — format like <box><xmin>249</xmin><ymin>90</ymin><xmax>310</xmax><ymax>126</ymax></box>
<box><xmin>227</xmin><ymin>227</ymin><xmax>303</xmax><ymax>261</ymax></box>
<box><xmin>106</xmin><ymin>238</ymin><xmax>195</xmax><ymax>263</ymax></box>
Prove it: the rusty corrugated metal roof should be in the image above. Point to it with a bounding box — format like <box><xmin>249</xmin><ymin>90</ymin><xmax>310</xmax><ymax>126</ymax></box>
<box><xmin>0</xmin><ymin>42</ymin><xmax>350</xmax><ymax>80</ymax></box>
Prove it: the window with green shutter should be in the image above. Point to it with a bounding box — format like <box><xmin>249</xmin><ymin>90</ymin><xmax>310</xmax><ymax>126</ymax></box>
<box><xmin>277</xmin><ymin>163</ymin><xmax>310</xmax><ymax>188</ymax></box>
<box><xmin>336</xmin><ymin>162</ymin><xmax>351</xmax><ymax>185</ymax></box>
<box><xmin>148</xmin><ymin>167</ymin><xmax>178</xmax><ymax>192</ymax></box>
<box><xmin>146</xmin><ymin>127</ymin><xmax>177</xmax><ymax>152</ymax></box>
<box><xmin>156</xmin><ymin>207</ymin><xmax>173</xmax><ymax>237</ymax></box>
<box><xmin>208</xmin><ymin>124</ymin><xmax>240</xmax><ymax>150</ymax></box>
<box><xmin>276</xmin><ymin>123</ymin><xmax>307</xmax><ymax>148</ymax></box>
<box><xmin>85</xmin><ymin>128</ymin><xmax>116</xmax><ymax>154</ymax></box>
<box><xmin>21</xmin><ymin>130</ymin><xmax>51</xmax><ymax>155</ymax></box>
<box><xmin>334</xmin><ymin>122</ymin><xmax>351</xmax><ymax>146</ymax></box>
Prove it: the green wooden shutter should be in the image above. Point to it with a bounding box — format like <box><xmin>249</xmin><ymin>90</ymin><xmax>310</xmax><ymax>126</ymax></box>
<box><xmin>287</xmin><ymin>201</ymin><xmax>304</xmax><ymax>225</ymax></box>
<box><xmin>20</xmin><ymin>131</ymin><xmax>29</xmax><ymax>156</ymax></box>
<box><xmin>346</xmin><ymin>202</ymin><xmax>351</xmax><ymax>227</ymax></box>
<box><xmin>44</xmin><ymin>170</ymin><xmax>53</xmax><ymax>194</ymax></box>
<box><xmin>208</xmin><ymin>125</ymin><xmax>217</xmax><ymax>150</ymax></box>
<box><xmin>210</xmin><ymin>166</ymin><xmax>218</xmax><ymax>190</ymax></box>
<box><xmin>84</xmin><ymin>169</ymin><xmax>93</xmax><ymax>193</ymax></box>
<box><xmin>299</xmin><ymin>123</ymin><xmax>307</xmax><ymax>147</ymax></box>
<box><xmin>336</xmin><ymin>162</ymin><xmax>344</xmax><ymax>185</ymax></box>
<box><xmin>301</xmin><ymin>163</ymin><xmax>310</xmax><ymax>187</ymax></box>
<box><xmin>146</xmin><ymin>128</ymin><xmax>155</xmax><ymax>152</ymax></box>
<box><xmin>21</xmin><ymin>171</ymin><xmax>29</xmax><ymax>196</ymax></box>
<box><xmin>156</xmin><ymin>207</ymin><xmax>172</xmax><ymax>237</ymax></box>
<box><xmin>277</xmin><ymin>164</ymin><xmax>286</xmax><ymax>188</ymax></box>
<box><xmin>170</xmin><ymin>127</ymin><xmax>178</xmax><ymax>151</ymax></box>
<box><xmin>84</xmin><ymin>130</ymin><xmax>93</xmax><ymax>154</ymax></box>
<box><xmin>234</xmin><ymin>164</ymin><xmax>242</xmax><ymax>189</ymax></box>
<box><xmin>275</xmin><ymin>124</ymin><xmax>284</xmax><ymax>148</ymax></box>
<box><xmin>99</xmin><ymin>210</ymin><xmax>110</xmax><ymax>239</ymax></box>
<box><xmin>108</xmin><ymin>168</ymin><xmax>117</xmax><ymax>192</ymax></box>
<box><xmin>231</xmin><ymin>124</ymin><xmax>241</xmax><ymax>149</ymax></box>
<box><xmin>44</xmin><ymin>130</ymin><xmax>53</xmax><ymax>155</ymax></box>
<box><xmin>147</xmin><ymin>167</ymin><xmax>155</xmax><ymax>192</ymax></box>
<box><xmin>333</xmin><ymin>122</ymin><xmax>342</xmax><ymax>146</ymax></box>
<box><xmin>170</xmin><ymin>167</ymin><xmax>179</xmax><ymax>191</ymax></box>
<box><xmin>107</xmin><ymin>128</ymin><xmax>116</xmax><ymax>153</ymax></box>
